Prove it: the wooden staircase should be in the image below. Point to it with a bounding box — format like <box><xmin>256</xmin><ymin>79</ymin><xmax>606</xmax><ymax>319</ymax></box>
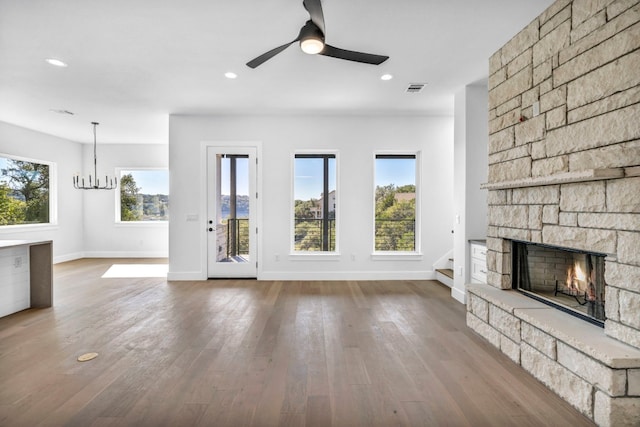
<box><xmin>435</xmin><ymin>258</ymin><xmax>454</xmax><ymax>287</ymax></box>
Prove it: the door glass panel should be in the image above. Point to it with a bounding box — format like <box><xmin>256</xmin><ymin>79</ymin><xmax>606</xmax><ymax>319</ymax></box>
<box><xmin>216</xmin><ymin>155</ymin><xmax>250</xmax><ymax>263</ymax></box>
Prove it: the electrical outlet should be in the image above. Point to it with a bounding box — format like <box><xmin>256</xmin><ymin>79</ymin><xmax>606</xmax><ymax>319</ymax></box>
<box><xmin>275</xmin><ymin>254</ymin><xmax>280</xmax><ymax>261</ymax></box>
<box><xmin>458</xmin><ymin>266</ymin><xmax>463</xmax><ymax>277</ymax></box>
<box><xmin>14</xmin><ymin>257</ymin><xmax>22</xmax><ymax>268</ymax></box>
<box><xmin>351</xmin><ymin>254</ymin><xmax>356</xmax><ymax>261</ymax></box>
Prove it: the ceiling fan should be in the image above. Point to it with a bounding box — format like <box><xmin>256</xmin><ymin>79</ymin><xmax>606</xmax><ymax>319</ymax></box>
<box><xmin>246</xmin><ymin>0</ymin><xmax>389</xmax><ymax>68</ymax></box>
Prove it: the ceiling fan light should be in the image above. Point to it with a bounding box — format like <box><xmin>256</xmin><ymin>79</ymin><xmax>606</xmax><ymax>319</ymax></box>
<box><xmin>300</xmin><ymin>37</ymin><xmax>324</xmax><ymax>55</ymax></box>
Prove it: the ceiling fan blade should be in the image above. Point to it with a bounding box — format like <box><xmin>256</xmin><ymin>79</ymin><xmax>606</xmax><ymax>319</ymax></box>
<box><xmin>320</xmin><ymin>44</ymin><xmax>389</xmax><ymax>65</ymax></box>
<box><xmin>246</xmin><ymin>39</ymin><xmax>298</xmax><ymax>68</ymax></box>
<box><xmin>303</xmin><ymin>0</ymin><xmax>325</xmax><ymax>34</ymax></box>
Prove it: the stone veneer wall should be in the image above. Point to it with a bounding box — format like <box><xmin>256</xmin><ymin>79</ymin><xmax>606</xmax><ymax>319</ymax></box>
<box><xmin>467</xmin><ymin>0</ymin><xmax>640</xmax><ymax>425</ymax></box>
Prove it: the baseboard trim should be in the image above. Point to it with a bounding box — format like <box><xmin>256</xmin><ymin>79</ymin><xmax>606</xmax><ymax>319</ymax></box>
<box><xmin>258</xmin><ymin>270</ymin><xmax>437</xmax><ymax>281</ymax></box>
<box><xmin>82</xmin><ymin>251</ymin><xmax>168</xmax><ymax>258</ymax></box>
<box><xmin>167</xmin><ymin>271</ymin><xmax>206</xmax><ymax>281</ymax></box>
<box><xmin>451</xmin><ymin>286</ymin><xmax>466</xmax><ymax>304</ymax></box>
<box><xmin>53</xmin><ymin>252</ymin><xmax>84</xmax><ymax>264</ymax></box>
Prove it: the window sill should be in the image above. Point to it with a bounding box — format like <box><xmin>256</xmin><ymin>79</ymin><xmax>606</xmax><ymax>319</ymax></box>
<box><xmin>0</xmin><ymin>223</ymin><xmax>59</xmax><ymax>233</ymax></box>
<box><xmin>289</xmin><ymin>253</ymin><xmax>341</xmax><ymax>261</ymax></box>
<box><xmin>115</xmin><ymin>221</ymin><xmax>168</xmax><ymax>227</ymax></box>
<box><xmin>370</xmin><ymin>252</ymin><xmax>423</xmax><ymax>261</ymax></box>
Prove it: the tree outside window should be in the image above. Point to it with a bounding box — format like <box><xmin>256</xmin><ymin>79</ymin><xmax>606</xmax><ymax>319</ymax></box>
<box><xmin>374</xmin><ymin>154</ymin><xmax>417</xmax><ymax>252</ymax></box>
<box><xmin>118</xmin><ymin>170</ymin><xmax>169</xmax><ymax>222</ymax></box>
<box><xmin>0</xmin><ymin>156</ymin><xmax>51</xmax><ymax>226</ymax></box>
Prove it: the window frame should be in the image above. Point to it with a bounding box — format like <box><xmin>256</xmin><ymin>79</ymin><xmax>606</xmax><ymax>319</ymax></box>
<box><xmin>0</xmin><ymin>152</ymin><xmax>57</xmax><ymax>230</ymax></box>
<box><xmin>372</xmin><ymin>151</ymin><xmax>421</xmax><ymax>257</ymax></box>
<box><xmin>290</xmin><ymin>150</ymin><xmax>340</xmax><ymax>257</ymax></box>
<box><xmin>115</xmin><ymin>167</ymin><xmax>169</xmax><ymax>225</ymax></box>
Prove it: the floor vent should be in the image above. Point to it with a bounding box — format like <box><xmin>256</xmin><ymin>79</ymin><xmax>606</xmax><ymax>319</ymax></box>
<box><xmin>406</xmin><ymin>83</ymin><xmax>426</xmax><ymax>93</ymax></box>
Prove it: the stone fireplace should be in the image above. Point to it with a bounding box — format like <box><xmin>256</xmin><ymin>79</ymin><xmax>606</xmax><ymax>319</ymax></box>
<box><xmin>466</xmin><ymin>1</ymin><xmax>640</xmax><ymax>425</ymax></box>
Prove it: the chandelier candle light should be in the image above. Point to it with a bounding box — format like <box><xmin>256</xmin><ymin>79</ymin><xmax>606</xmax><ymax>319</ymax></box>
<box><xmin>73</xmin><ymin>122</ymin><xmax>117</xmax><ymax>190</ymax></box>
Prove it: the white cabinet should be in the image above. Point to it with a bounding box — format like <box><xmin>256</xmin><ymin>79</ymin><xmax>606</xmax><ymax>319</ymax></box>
<box><xmin>0</xmin><ymin>245</ymin><xmax>29</xmax><ymax>317</ymax></box>
<box><xmin>470</xmin><ymin>241</ymin><xmax>487</xmax><ymax>284</ymax></box>
<box><xmin>0</xmin><ymin>240</ymin><xmax>52</xmax><ymax>318</ymax></box>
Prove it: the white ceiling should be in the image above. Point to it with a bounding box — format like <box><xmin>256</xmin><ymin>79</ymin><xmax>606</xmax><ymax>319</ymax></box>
<box><xmin>0</xmin><ymin>0</ymin><xmax>554</xmax><ymax>144</ymax></box>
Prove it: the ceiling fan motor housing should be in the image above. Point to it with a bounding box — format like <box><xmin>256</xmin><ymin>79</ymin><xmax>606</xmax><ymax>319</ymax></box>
<box><xmin>299</xmin><ymin>20</ymin><xmax>325</xmax><ymax>54</ymax></box>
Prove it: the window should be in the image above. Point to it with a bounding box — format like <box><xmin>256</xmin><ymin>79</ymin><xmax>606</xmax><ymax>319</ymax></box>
<box><xmin>0</xmin><ymin>154</ymin><xmax>52</xmax><ymax>226</ymax></box>
<box><xmin>293</xmin><ymin>154</ymin><xmax>336</xmax><ymax>252</ymax></box>
<box><xmin>374</xmin><ymin>154</ymin><xmax>417</xmax><ymax>252</ymax></box>
<box><xmin>118</xmin><ymin>169</ymin><xmax>169</xmax><ymax>222</ymax></box>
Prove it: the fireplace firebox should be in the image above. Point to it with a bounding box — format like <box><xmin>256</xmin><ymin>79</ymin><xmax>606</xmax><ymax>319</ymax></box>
<box><xmin>512</xmin><ymin>241</ymin><xmax>606</xmax><ymax>326</ymax></box>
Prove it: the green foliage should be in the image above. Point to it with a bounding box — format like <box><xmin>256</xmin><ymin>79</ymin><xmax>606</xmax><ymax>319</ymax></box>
<box><xmin>375</xmin><ymin>184</ymin><xmax>416</xmax><ymax>251</ymax></box>
<box><xmin>379</xmin><ymin>199</ymin><xmax>415</xmax><ymax>220</ymax></box>
<box><xmin>237</xmin><ymin>219</ymin><xmax>249</xmax><ymax>254</ymax></box>
<box><xmin>0</xmin><ymin>184</ymin><xmax>26</xmax><ymax>225</ymax></box>
<box><xmin>396</xmin><ymin>184</ymin><xmax>416</xmax><ymax>193</ymax></box>
<box><xmin>120</xmin><ymin>174</ymin><xmax>142</xmax><ymax>221</ymax></box>
<box><xmin>294</xmin><ymin>199</ymin><xmax>317</xmax><ymax>219</ymax></box>
<box><xmin>294</xmin><ymin>219</ymin><xmax>335</xmax><ymax>251</ymax></box>
<box><xmin>295</xmin><ymin>221</ymin><xmax>320</xmax><ymax>251</ymax></box>
<box><xmin>293</xmin><ymin>197</ymin><xmax>335</xmax><ymax>251</ymax></box>
<box><xmin>375</xmin><ymin>184</ymin><xmax>396</xmax><ymax>217</ymax></box>
<box><xmin>222</xmin><ymin>218</ymin><xmax>250</xmax><ymax>256</ymax></box>
<box><xmin>0</xmin><ymin>159</ymin><xmax>49</xmax><ymax>225</ymax></box>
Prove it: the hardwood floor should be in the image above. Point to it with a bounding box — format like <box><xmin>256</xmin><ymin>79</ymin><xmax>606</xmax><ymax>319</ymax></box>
<box><xmin>0</xmin><ymin>258</ymin><xmax>595</xmax><ymax>426</ymax></box>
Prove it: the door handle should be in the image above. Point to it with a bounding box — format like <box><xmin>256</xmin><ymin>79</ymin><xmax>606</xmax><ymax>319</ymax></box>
<box><xmin>208</xmin><ymin>226</ymin><xmax>216</xmax><ymax>232</ymax></box>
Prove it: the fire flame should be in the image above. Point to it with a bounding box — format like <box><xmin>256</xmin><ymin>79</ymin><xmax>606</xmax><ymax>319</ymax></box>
<box><xmin>566</xmin><ymin>261</ymin><xmax>587</xmax><ymax>293</ymax></box>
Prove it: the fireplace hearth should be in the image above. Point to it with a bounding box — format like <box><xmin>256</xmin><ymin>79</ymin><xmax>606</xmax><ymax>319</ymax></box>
<box><xmin>512</xmin><ymin>241</ymin><xmax>606</xmax><ymax>326</ymax></box>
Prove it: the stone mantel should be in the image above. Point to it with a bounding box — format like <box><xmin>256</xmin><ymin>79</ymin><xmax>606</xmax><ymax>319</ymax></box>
<box><xmin>480</xmin><ymin>167</ymin><xmax>635</xmax><ymax>190</ymax></box>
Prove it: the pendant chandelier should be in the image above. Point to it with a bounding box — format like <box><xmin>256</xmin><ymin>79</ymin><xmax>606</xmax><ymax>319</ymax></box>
<box><xmin>73</xmin><ymin>122</ymin><xmax>117</xmax><ymax>190</ymax></box>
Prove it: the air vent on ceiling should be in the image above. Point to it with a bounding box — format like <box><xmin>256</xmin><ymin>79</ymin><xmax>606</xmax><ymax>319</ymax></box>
<box><xmin>50</xmin><ymin>109</ymin><xmax>74</xmax><ymax>115</ymax></box>
<box><xmin>406</xmin><ymin>83</ymin><xmax>426</xmax><ymax>93</ymax></box>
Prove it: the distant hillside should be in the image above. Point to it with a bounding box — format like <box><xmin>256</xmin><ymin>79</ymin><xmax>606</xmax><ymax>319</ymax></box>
<box><xmin>220</xmin><ymin>194</ymin><xmax>250</xmax><ymax>217</ymax></box>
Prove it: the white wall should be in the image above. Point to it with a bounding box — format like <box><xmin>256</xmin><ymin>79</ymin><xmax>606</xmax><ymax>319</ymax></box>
<box><xmin>0</xmin><ymin>122</ymin><xmax>84</xmax><ymax>262</ymax></box>
<box><xmin>465</xmin><ymin>85</ymin><xmax>489</xmax><ymax>243</ymax></box>
<box><xmin>169</xmin><ymin>114</ymin><xmax>454</xmax><ymax>280</ymax></box>
<box><xmin>82</xmin><ymin>143</ymin><xmax>169</xmax><ymax>257</ymax></box>
<box><xmin>453</xmin><ymin>84</ymin><xmax>488</xmax><ymax>303</ymax></box>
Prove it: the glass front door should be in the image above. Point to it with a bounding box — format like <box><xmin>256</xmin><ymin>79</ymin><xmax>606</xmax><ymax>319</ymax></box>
<box><xmin>207</xmin><ymin>147</ymin><xmax>257</xmax><ymax>278</ymax></box>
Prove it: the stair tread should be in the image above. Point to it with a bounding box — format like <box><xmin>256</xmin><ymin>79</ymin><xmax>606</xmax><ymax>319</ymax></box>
<box><xmin>436</xmin><ymin>268</ymin><xmax>454</xmax><ymax>279</ymax></box>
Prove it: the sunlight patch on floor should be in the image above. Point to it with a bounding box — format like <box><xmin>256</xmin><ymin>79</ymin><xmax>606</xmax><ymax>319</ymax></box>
<box><xmin>102</xmin><ymin>264</ymin><xmax>168</xmax><ymax>278</ymax></box>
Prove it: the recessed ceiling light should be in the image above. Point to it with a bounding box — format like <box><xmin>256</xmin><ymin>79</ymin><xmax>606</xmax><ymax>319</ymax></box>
<box><xmin>380</xmin><ymin>74</ymin><xmax>393</xmax><ymax>81</ymax></box>
<box><xmin>45</xmin><ymin>58</ymin><xmax>68</xmax><ymax>67</ymax></box>
<box><xmin>224</xmin><ymin>72</ymin><xmax>237</xmax><ymax>79</ymax></box>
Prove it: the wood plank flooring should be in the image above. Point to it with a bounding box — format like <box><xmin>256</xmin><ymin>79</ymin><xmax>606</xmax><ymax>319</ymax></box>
<box><xmin>0</xmin><ymin>258</ymin><xmax>595</xmax><ymax>426</ymax></box>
